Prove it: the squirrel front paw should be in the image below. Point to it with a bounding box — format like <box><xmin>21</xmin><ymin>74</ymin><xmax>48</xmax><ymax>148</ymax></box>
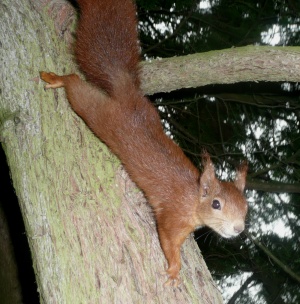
<box><xmin>164</xmin><ymin>276</ymin><xmax>181</xmax><ymax>288</ymax></box>
<box><xmin>160</xmin><ymin>267</ymin><xmax>181</xmax><ymax>288</ymax></box>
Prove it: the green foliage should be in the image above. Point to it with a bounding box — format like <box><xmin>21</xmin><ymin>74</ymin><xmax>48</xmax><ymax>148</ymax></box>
<box><xmin>137</xmin><ymin>0</ymin><xmax>300</xmax><ymax>303</ymax></box>
<box><xmin>137</xmin><ymin>0</ymin><xmax>300</xmax><ymax>58</ymax></box>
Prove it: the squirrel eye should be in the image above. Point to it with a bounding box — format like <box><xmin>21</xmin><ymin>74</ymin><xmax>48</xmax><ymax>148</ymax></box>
<box><xmin>212</xmin><ymin>199</ymin><xmax>221</xmax><ymax>210</ymax></box>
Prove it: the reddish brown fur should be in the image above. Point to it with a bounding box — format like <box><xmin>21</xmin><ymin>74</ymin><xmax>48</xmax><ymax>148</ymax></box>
<box><xmin>75</xmin><ymin>0</ymin><xmax>141</xmax><ymax>94</ymax></box>
<box><xmin>40</xmin><ymin>0</ymin><xmax>248</xmax><ymax>286</ymax></box>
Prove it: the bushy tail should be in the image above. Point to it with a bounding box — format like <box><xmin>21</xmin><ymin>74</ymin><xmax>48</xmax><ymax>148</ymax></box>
<box><xmin>75</xmin><ymin>0</ymin><xmax>141</xmax><ymax>95</ymax></box>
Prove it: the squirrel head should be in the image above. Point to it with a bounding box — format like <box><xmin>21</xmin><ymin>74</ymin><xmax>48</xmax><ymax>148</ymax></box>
<box><xmin>196</xmin><ymin>153</ymin><xmax>248</xmax><ymax>238</ymax></box>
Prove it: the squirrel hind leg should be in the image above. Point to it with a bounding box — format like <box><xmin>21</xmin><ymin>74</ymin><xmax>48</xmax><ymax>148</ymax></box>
<box><xmin>40</xmin><ymin>71</ymin><xmax>65</xmax><ymax>89</ymax></box>
<box><xmin>40</xmin><ymin>72</ymin><xmax>80</xmax><ymax>89</ymax></box>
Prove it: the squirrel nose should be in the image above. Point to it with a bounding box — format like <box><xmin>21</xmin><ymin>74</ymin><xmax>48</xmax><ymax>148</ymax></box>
<box><xmin>234</xmin><ymin>224</ymin><xmax>244</xmax><ymax>234</ymax></box>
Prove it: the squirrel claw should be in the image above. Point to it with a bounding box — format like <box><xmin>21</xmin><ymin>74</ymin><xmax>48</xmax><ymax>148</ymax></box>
<box><xmin>160</xmin><ymin>269</ymin><xmax>181</xmax><ymax>288</ymax></box>
<box><xmin>164</xmin><ymin>276</ymin><xmax>181</xmax><ymax>288</ymax></box>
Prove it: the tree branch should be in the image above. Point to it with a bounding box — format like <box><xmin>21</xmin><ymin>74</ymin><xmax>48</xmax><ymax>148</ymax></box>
<box><xmin>246</xmin><ymin>179</ymin><xmax>300</xmax><ymax>193</ymax></box>
<box><xmin>246</xmin><ymin>233</ymin><xmax>300</xmax><ymax>284</ymax></box>
<box><xmin>227</xmin><ymin>273</ymin><xmax>256</xmax><ymax>304</ymax></box>
<box><xmin>141</xmin><ymin>46</ymin><xmax>300</xmax><ymax>95</ymax></box>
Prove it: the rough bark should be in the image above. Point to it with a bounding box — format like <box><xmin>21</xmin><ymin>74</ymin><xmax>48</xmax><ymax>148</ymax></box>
<box><xmin>0</xmin><ymin>1</ymin><xmax>223</xmax><ymax>303</ymax></box>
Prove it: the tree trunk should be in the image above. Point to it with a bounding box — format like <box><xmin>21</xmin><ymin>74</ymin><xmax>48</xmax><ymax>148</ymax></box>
<box><xmin>0</xmin><ymin>1</ymin><xmax>223</xmax><ymax>302</ymax></box>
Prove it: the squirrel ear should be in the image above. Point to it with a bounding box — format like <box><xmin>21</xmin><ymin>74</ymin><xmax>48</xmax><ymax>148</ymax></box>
<box><xmin>199</xmin><ymin>152</ymin><xmax>217</xmax><ymax>198</ymax></box>
<box><xmin>234</xmin><ymin>161</ymin><xmax>248</xmax><ymax>192</ymax></box>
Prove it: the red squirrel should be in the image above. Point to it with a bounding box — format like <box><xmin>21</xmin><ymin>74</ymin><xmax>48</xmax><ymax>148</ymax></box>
<box><xmin>40</xmin><ymin>0</ymin><xmax>248</xmax><ymax>286</ymax></box>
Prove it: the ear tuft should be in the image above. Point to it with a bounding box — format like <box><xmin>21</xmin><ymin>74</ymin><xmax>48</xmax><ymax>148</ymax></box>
<box><xmin>200</xmin><ymin>152</ymin><xmax>217</xmax><ymax>198</ymax></box>
<box><xmin>234</xmin><ymin>160</ymin><xmax>248</xmax><ymax>192</ymax></box>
